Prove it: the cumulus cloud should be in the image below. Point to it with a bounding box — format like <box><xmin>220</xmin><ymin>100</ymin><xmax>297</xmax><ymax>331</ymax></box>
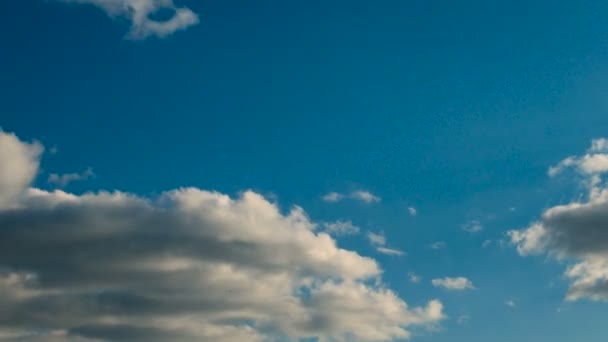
<box><xmin>322</xmin><ymin>220</ymin><xmax>360</xmax><ymax>236</ymax></box>
<box><xmin>0</xmin><ymin>130</ymin><xmax>43</xmax><ymax>209</ymax></box>
<box><xmin>321</xmin><ymin>192</ymin><xmax>344</xmax><ymax>203</ymax></box>
<box><xmin>351</xmin><ymin>190</ymin><xmax>381</xmax><ymax>204</ymax></box>
<box><xmin>57</xmin><ymin>0</ymin><xmax>199</xmax><ymax>39</ymax></box>
<box><xmin>48</xmin><ymin>168</ymin><xmax>95</xmax><ymax>188</ymax></box>
<box><xmin>0</xmin><ymin>130</ymin><xmax>443</xmax><ymax>341</ymax></box>
<box><xmin>431</xmin><ymin>277</ymin><xmax>475</xmax><ymax>291</ymax></box>
<box><xmin>367</xmin><ymin>232</ymin><xmax>405</xmax><ymax>256</ymax></box>
<box><xmin>408</xmin><ymin>207</ymin><xmax>417</xmax><ymax>216</ymax></box>
<box><xmin>510</xmin><ymin>138</ymin><xmax>608</xmax><ymax>302</ymax></box>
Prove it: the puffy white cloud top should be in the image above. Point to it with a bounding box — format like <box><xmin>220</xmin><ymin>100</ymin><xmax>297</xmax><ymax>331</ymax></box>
<box><xmin>0</xmin><ymin>130</ymin><xmax>444</xmax><ymax>341</ymax></box>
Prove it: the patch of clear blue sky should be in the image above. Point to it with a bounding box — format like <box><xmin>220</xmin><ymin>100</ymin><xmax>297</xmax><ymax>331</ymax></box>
<box><xmin>3</xmin><ymin>0</ymin><xmax>608</xmax><ymax>340</ymax></box>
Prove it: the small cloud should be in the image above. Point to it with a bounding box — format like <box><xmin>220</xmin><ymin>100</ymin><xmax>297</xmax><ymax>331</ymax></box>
<box><xmin>408</xmin><ymin>272</ymin><xmax>421</xmax><ymax>284</ymax></box>
<box><xmin>408</xmin><ymin>207</ymin><xmax>417</xmax><ymax>216</ymax></box>
<box><xmin>462</xmin><ymin>220</ymin><xmax>483</xmax><ymax>233</ymax></box>
<box><xmin>323</xmin><ymin>220</ymin><xmax>360</xmax><ymax>236</ymax></box>
<box><xmin>432</xmin><ymin>277</ymin><xmax>475</xmax><ymax>291</ymax></box>
<box><xmin>429</xmin><ymin>241</ymin><xmax>446</xmax><ymax>250</ymax></box>
<box><xmin>49</xmin><ymin>146</ymin><xmax>58</xmax><ymax>155</ymax></box>
<box><xmin>367</xmin><ymin>232</ymin><xmax>386</xmax><ymax>247</ymax></box>
<box><xmin>457</xmin><ymin>315</ymin><xmax>470</xmax><ymax>325</ymax></box>
<box><xmin>376</xmin><ymin>247</ymin><xmax>405</xmax><ymax>256</ymax></box>
<box><xmin>56</xmin><ymin>0</ymin><xmax>200</xmax><ymax>40</ymax></box>
<box><xmin>47</xmin><ymin>167</ymin><xmax>95</xmax><ymax>188</ymax></box>
<box><xmin>322</xmin><ymin>192</ymin><xmax>344</xmax><ymax>203</ymax></box>
<box><xmin>505</xmin><ymin>299</ymin><xmax>517</xmax><ymax>308</ymax></box>
<box><xmin>367</xmin><ymin>231</ymin><xmax>404</xmax><ymax>256</ymax></box>
<box><xmin>481</xmin><ymin>240</ymin><xmax>492</xmax><ymax>248</ymax></box>
<box><xmin>351</xmin><ymin>190</ymin><xmax>381</xmax><ymax>204</ymax></box>
<box><xmin>509</xmin><ymin>207</ymin><xmax>517</xmax><ymax>212</ymax></box>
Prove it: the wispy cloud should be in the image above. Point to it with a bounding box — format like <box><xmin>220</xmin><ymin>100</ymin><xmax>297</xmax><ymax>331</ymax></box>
<box><xmin>408</xmin><ymin>272</ymin><xmax>422</xmax><ymax>284</ymax></box>
<box><xmin>432</xmin><ymin>277</ymin><xmax>475</xmax><ymax>291</ymax></box>
<box><xmin>367</xmin><ymin>231</ymin><xmax>404</xmax><ymax>256</ymax></box>
<box><xmin>408</xmin><ymin>206</ymin><xmax>417</xmax><ymax>216</ymax></box>
<box><xmin>323</xmin><ymin>220</ymin><xmax>360</xmax><ymax>236</ymax></box>
<box><xmin>429</xmin><ymin>241</ymin><xmax>446</xmax><ymax>250</ymax></box>
<box><xmin>322</xmin><ymin>192</ymin><xmax>344</xmax><ymax>203</ymax></box>
<box><xmin>56</xmin><ymin>0</ymin><xmax>199</xmax><ymax>39</ymax></box>
<box><xmin>322</xmin><ymin>190</ymin><xmax>381</xmax><ymax>204</ymax></box>
<box><xmin>462</xmin><ymin>220</ymin><xmax>483</xmax><ymax>233</ymax></box>
<box><xmin>457</xmin><ymin>315</ymin><xmax>470</xmax><ymax>325</ymax></box>
<box><xmin>48</xmin><ymin>167</ymin><xmax>95</xmax><ymax>187</ymax></box>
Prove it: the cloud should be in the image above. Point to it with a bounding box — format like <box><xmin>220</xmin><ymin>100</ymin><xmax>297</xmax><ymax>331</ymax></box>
<box><xmin>0</xmin><ymin>130</ymin><xmax>43</xmax><ymax>209</ymax></box>
<box><xmin>462</xmin><ymin>220</ymin><xmax>483</xmax><ymax>233</ymax></box>
<box><xmin>367</xmin><ymin>232</ymin><xmax>405</xmax><ymax>256</ymax></box>
<box><xmin>408</xmin><ymin>272</ymin><xmax>421</xmax><ymax>284</ymax></box>
<box><xmin>481</xmin><ymin>240</ymin><xmax>492</xmax><ymax>248</ymax></box>
<box><xmin>505</xmin><ymin>299</ymin><xmax>517</xmax><ymax>308</ymax></box>
<box><xmin>376</xmin><ymin>247</ymin><xmax>405</xmax><ymax>256</ymax></box>
<box><xmin>321</xmin><ymin>192</ymin><xmax>344</xmax><ymax>203</ymax></box>
<box><xmin>57</xmin><ymin>0</ymin><xmax>199</xmax><ymax>39</ymax></box>
<box><xmin>351</xmin><ymin>190</ymin><xmax>381</xmax><ymax>204</ymax></box>
<box><xmin>510</xmin><ymin>138</ymin><xmax>608</xmax><ymax>302</ymax></box>
<box><xmin>0</xmin><ymin>130</ymin><xmax>443</xmax><ymax>341</ymax></box>
<box><xmin>322</xmin><ymin>220</ymin><xmax>360</xmax><ymax>236</ymax></box>
<box><xmin>456</xmin><ymin>315</ymin><xmax>470</xmax><ymax>325</ymax></box>
<box><xmin>367</xmin><ymin>231</ymin><xmax>387</xmax><ymax>246</ymax></box>
<box><xmin>321</xmin><ymin>190</ymin><xmax>381</xmax><ymax>204</ymax></box>
<box><xmin>408</xmin><ymin>207</ymin><xmax>417</xmax><ymax>216</ymax></box>
<box><xmin>48</xmin><ymin>168</ymin><xmax>95</xmax><ymax>188</ymax></box>
<box><xmin>431</xmin><ymin>277</ymin><xmax>475</xmax><ymax>291</ymax></box>
<box><xmin>429</xmin><ymin>241</ymin><xmax>446</xmax><ymax>250</ymax></box>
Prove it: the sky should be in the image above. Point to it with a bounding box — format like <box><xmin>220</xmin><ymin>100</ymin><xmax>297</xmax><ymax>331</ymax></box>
<box><xmin>2</xmin><ymin>0</ymin><xmax>608</xmax><ymax>341</ymax></box>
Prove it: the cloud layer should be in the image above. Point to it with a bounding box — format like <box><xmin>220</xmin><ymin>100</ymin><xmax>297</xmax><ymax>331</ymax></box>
<box><xmin>0</xmin><ymin>130</ymin><xmax>443</xmax><ymax>341</ymax></box>
<box><xmin>57</xmin><ymin>0</ymin><xmax>199</xmax><ymax>39</ymax></box>
<box><xmin>510</xmin><ymin>138</ymin><xmax>608</xmax><ymax>301</ymax></box>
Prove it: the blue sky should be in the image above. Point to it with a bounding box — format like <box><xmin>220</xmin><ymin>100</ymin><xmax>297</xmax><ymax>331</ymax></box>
<box><xmin>3</xmin><ymin>1</ymin><xmax>608</xmax><ymax>341</ymax></box>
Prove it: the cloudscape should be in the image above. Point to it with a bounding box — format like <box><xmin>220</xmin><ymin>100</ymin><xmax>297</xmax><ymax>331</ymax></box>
<box><xmin>3</xmin><ymin>0</ymin><xmax>608</xmax><ymax>341</ymax></box>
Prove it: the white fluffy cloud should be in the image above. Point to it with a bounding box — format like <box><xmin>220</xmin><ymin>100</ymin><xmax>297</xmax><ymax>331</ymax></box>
<box><xmin>0</xmin><ymin>130</ymin><xmax>43</xmax><ymax>209</ymax></box>
<box><xmin>0</xmin><ymin>130</ymin><xmax>443</xmax><ymax>341</ymax></box>
<box><xmin>431</xmin><ymin>277</ymin><xmax>475</xmax><ymax>291</ymax></box>
<box><xmin>57</xmin><ymin>0</ymin><xmax>199</xmax><ymax>39</ymax></box>
<box><xmin>351</xmin><ymin>190</ymin><xmax>381</xmax><ymax>204</ymax></box>
<box><xmin>510</xmin><ymin>138</ymin><xmax>608</xmax><ymax>301</ymax></box>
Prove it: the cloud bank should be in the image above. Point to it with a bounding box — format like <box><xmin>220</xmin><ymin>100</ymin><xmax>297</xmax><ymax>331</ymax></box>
<box><xmin>510</xmin><ymin>138</ymin><xmax>608</xmax><ymax>301</ymax></box>
<box><xmin>57</xmin><ymin>0</ymin><xmax>199</xmax><ymax>39</ymax></box>
<box><xmin>0</xmin><ymin>130</ymin><xmax>443</xmax><ymax>341</ymax></box>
